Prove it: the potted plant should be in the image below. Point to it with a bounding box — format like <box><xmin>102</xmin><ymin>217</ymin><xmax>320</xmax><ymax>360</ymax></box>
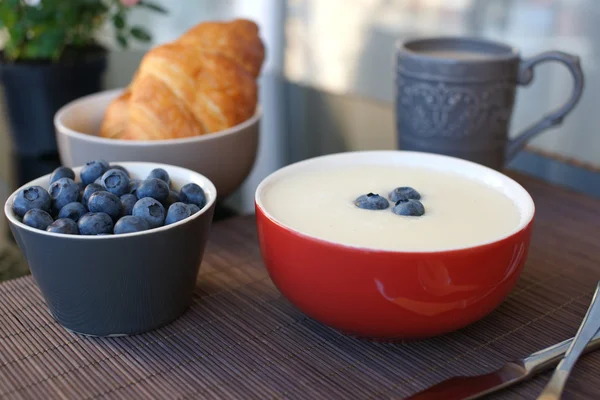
<box><xmin>0</xmin><ymin>0</ymin><xmax>167</xmax><ymax>186</ymax></box>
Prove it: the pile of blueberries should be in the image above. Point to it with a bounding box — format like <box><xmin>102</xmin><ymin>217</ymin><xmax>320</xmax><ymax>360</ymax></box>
<box><xmin>354</xmin><ymin>186</ymin><xmax>425</xmax><ymax>216</ymax></box>
<box><xmin>11</xmin><ymin>160</ymin><xmax>207</xmax><ymax>235</ymax></box>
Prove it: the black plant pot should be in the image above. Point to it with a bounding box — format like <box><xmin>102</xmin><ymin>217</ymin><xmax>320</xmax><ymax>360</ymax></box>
<box><xmin>0</xmin><ymin>46</ymin><xmax>108</xmax><ymax>187</ymax></box>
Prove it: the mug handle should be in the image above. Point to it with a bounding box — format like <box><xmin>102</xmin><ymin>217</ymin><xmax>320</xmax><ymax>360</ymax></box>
<box><xmin>505</xmin><ymin>51</ymin><xmax>584</xmax><ymax>162</ymax></box>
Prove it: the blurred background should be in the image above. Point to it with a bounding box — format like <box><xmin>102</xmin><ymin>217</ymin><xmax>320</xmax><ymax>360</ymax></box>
<box><xmin>1</xmin><ymin>0</ymin><xmax>598</xmax><ymax>255</ymax></box>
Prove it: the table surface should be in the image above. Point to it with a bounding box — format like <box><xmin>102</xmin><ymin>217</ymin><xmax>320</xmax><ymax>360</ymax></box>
<box><xmin>1</xmin><ymin>173</ymin><xmax>600</xmax><ymax>400</ymax></box>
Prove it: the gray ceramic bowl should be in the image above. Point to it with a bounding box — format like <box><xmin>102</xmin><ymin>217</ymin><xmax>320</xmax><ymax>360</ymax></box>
<box><xmin>54</xmin><ymin>88</ymin><xmax>261</xmax><ymax>200</ymax></box>
<box><xmin>4</xmin><ymin>162</ymin><xmax>216</xmax><ymax>337</ymax></box>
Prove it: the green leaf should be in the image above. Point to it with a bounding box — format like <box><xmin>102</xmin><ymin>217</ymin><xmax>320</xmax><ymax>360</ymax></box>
<box><xmin>113</xmin><ymin>13</ymin><xmax>125</xmax><ymax>30</ymax></box>
<box><xmin>29</xmin><ymin>26</ymin><xmax>65</xmax><ymax>59</ymax></box>
<box><xmin>4</xmin><ymin>41</ymin><xmax>21</xmax><ymax>61</ymax></box>
<box><xmin>138</xmin><ymin>1</ymin><xmax>168</xmax><ymax>14</ymax></box>
<box><xmin>22</xmin><ymin>42</ymin><xmax>45</xmax><ymax>59</ymax></box>
<box><xmin>25</xmin><ymin>6</ymin><xmax>53</xmax><ymax>23</ymax></box>
<box><xmin>59</xmin><ymin>6</ymin><xmax>79</xmax><ymax>26</ymax></box>
<box><xmin>0</xmin><ymin>5</ymin><xmax>18</xmax><ymax>28</ymax></box>
<box><xmin>5</xmin><ymin>0</ymin><xmax>19</xmax><ymax>9</ymax></box>
<box><xmin>9</xmin><ymin>24</ymin><xmax>26</xmax><ymax>44</ymax></box>
<box><xmin>1</xmin><ymin>0</ymin><xmax>154</xmax><ymax>61</ymax></box>
<box><xmin>130</xmin><ymin>26</ymin><xmax>151</xmax><ymax>41</ymax></box>
<box><xmin>117</xmin><ymin>33</ymin><xmax>128</xmax><ymax>48</ymax></box>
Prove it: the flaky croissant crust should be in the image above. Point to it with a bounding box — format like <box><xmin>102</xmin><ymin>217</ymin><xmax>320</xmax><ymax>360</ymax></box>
<box><xmin>100</xmin><ymin>19</ymin><xmax>265</xmax><ymax>140</ymax></box>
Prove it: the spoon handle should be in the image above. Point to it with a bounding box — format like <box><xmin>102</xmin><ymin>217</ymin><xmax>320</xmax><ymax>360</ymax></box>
<box><xmin>537</xmin><ymin>281</ymin><xmax>600</xmax><ymax>400</ymax></box>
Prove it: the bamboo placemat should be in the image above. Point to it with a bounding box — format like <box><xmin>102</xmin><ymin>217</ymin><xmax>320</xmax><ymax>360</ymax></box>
<box><xmin>1</xmin><ymin>174</ymin><xmax>600</xmax><ymax>400</ymax></box>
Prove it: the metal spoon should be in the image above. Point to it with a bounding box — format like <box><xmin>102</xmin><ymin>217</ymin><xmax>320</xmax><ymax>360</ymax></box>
<box><xmin>537</xmin><ymin>281</ymin><xmax>600</xmax><ymax>400</ymax></box>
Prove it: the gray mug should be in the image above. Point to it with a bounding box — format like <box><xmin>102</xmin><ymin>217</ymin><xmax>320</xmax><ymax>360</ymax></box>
<box><xmin>395</xmin><ymin>37</ymin><xmax>584</xmax><ymax>170</ymax></box>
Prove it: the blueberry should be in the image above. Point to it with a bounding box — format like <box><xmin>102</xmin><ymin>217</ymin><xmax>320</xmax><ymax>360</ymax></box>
<box><xmin>147</xmin><ymin>168</ymin><xmax>170</xmax><ymax>186</ymax></box>
<box><xmin>23</xmin><ymin>209</ymin><xmax>54</xmax><ymax>230</ymax></box>
<box><xmin>88</xmin><ymin>191</ymin><xmax>121</xmax><ymax>221</ymax></box>
<box><xmin>392</xmin><ymin>199</ymin><xmax>425</xmax><ymax>217</ymax></box>
<box><xmin>109</xmin><ymin>164</ymin><xmax>130</xmax><ymax>177</ymax></box>
<box><xmin>58</xmin><ymin>202</ymin><xmax>88</xmax><ymax>222</ymax></box>
<box><xmin>128</xmin><ymin>179</ymin><xmax>141</xmax><ymax>196</ymax></box>
<box><xmin>136</xmin><ymin>178</ymin><xmax>169</xmax><ymax>203</ymax></box>
<box><xmin>101</xmin><ymin>169</ymin><xmax>130</xmax><ymax>197</ymax></box>
<box><xmin>163</xmin><ymin>190</ymin><xmax>181</xmax><ymax>208</ymax></box>
<box><xmin>114</xmin><ymin>216</ymin><xmax>150</xmax><ymax>234</ymax></box>
<box><xmin>354</xmin><ymin>193</ymin><xmax>389</xmax><ymax>210</ymax></box>
<box><xmin>165</xmin><ymin>202</ymin><xmax>191</xmax><ymax>225</ymax></box>
<box><xmin>120</xmin><ymin>194</ymin><xmax>137</xmax><ymax>216</ymax></box>
<box><xmin>187</xmin><ymin>204</ymin><xmax>200</xmax><ymax>215</ymax></box>
<box><xmin>80</xmin><ymin>160</ymin><xmax>109</xmax><ymax>185</ymax></box>
<box><xmin>82</xmin><ymin>183</ymin><xmax>103</xmax><ymax>207</ymax></box>
<box><xmin>94</xmin><ymin>176</ymin><xmax>104</xmax><ymax>186</ymax></box>
<box><xmin>389</xmin><ymin>187</ymin><xmax>421</xmax><ymax>202</ymax></box>
<box><xmin>132</xmin><ymin>197</ymin><xmax>165</xmax><ymax>229</ymax></box>
<box><xmin>179</xmin><ymin>183</ymin><xmax>206</xmax><ymax>208</ymax></box>
<box><xmin>48</xmin><ymin>177</ymin><xmax>80</xmax><ymax>211</ymax></box>
<box><xmin>47</xmin><ymin>218</ymin><xmax>79</xmax><ymax>235</ymax></box>
<box><xmin>78</xmin><ymin>212</ymin><xmax>114</xmax><ymax>235</ymax></box>
<box><xmin>50</xmin><ymin>166</ymin><xmax>75</xmax><ymax>184</ymax></box>
<box><xmin>12</xmin><ymin>186</ymin><xmax>52</xmax><ymax>218</ymax></box>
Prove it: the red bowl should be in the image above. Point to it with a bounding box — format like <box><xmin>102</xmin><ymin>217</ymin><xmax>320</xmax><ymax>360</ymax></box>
<box><xmin>255</xmin><ymin>151</ymin><xmax>535</xmax><ymax>341</ymax></box>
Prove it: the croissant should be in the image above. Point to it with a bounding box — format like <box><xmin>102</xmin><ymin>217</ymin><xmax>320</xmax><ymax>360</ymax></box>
<box><xmin>100</xmin><ymin>19</ymin><xmax>265</xmax><ymax>140</ymax></box>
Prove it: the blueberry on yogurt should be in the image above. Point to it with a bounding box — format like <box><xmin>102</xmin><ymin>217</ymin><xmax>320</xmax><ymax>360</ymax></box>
<box><xmin>354</xmin><ymin>193</ymin><xmax>389</xmax><ymax>210</ymax></box>
<box><xmin>389</xmin><ymin>186</ymin><xmax>421</xmax><ymax>203</ymax></box>
<box><xmin>392</xmin><ymin>199</ymin><xmax>425</xmax><ymax>217</ymax></box>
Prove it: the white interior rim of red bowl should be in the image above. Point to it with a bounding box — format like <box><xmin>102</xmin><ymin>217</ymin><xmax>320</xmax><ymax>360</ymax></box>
<box><xmin>4</xmin><ymin>162</ymin><xmax>217</xmax><ymax>240</ymax></box>
<box><xmin>254</xmin><ymin>150</ymin><xmax>536</xmax><ymax>253</ymax></box>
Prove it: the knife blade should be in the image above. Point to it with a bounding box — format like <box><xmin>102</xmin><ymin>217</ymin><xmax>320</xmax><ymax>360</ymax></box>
<box><xmin>403</xmin><ymin>330</ymin><xmax>600</xmax><ymax>400</ymax></box>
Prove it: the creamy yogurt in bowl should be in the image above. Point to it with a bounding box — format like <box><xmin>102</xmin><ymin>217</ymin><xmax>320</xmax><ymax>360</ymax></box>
<box><xmin>255</xmin><ymin>150</ymin><xmax>534</xmax><ymax>340</ymax></box>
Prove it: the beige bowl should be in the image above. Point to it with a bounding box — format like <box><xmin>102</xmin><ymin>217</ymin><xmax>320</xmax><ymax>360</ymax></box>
<box><xmin>54</xmin><ymin>88</ymin><xmax>261</xmax><ymax>199</ymax></box>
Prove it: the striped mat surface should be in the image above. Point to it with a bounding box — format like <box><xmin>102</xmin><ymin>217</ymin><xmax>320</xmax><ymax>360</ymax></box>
<box><xmin>1</xmin><ymin>174</ymin><xmax>600</xmax><ymax>399</ymax></box>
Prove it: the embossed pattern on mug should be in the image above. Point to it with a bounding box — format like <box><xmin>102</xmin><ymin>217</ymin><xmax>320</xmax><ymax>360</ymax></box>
<box><xmin>396</xmin><ymin>76</ymin><xmax>515</xmax><ymax>140</ymax></box>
